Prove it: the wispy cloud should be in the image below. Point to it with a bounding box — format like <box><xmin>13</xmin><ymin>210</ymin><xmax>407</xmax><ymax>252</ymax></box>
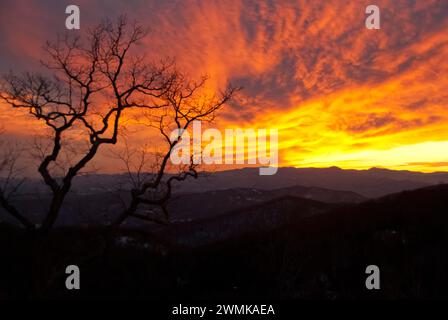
<box><xmin>1</xmin><ymin>0</ymin><xmax>448</xmax><ymax>172</ymax></box>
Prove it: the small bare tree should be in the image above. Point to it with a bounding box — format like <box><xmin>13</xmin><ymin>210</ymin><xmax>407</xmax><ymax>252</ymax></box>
<box><xmin>0</xmin><ymin>16</ymin><xmax>237</xmax><ymax>232</ymax></box>
<box><xmin>0</xmin><ymin>129</ymin><xmax>32</xmax><ymax>229</ymax></box>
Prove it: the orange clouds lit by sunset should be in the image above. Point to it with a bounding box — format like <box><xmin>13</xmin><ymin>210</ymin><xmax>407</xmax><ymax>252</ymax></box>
<box><xmin>1</xmin><ymin>0</ymin><xmax>448</xmax><ymax>173</ymax></box>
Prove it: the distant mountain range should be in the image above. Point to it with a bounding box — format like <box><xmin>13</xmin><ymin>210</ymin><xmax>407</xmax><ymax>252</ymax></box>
<box><xmin>0</xmin><ymin>184</ymin><xmax>366</xmax><ymax>226</ymax></box>
<box><xmin>166</xmin><ymin>185</ymin><xmax>366</xmax><ymax>222</ymax></box>
<box><xmin>3</xmin><ymin>173</ymin><xmax>448</xmax><ymax>299</ymax></box>
<box><xmin>6</xmin><ymin>166</ymin><xmax>448</xmax><ymax>198</ymax></box>
<box><xmin>161</xmin><ymin>183</ymin><xmax>448</xmax><ymax>299</ymax></box>
<box><xmin>2</xmin><ymin>166</ymin><xmax>448</xmax><ymax>227</ymax></box>
<box><xmin>148</xmin><ymin>182</ymin><xmax>448</xmax><ymax>248</ymax></box>
<box><xmin>171</xmin><ymin>167</ymin><xmax>448</xmax><ymax>198</ymax></box>
<box><xmin>151</xmin><ymin>196</ymin><xmax>336</xmax><ymax>247</ymax></box>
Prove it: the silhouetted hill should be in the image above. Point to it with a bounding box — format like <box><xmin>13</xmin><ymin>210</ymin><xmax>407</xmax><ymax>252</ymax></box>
<box><xmin>151</xmin><ymin>196</ymin><xmax>335</xmax><ymax>247</ymax></box>
<box><xmin>1</xmin><ymin>184</ymin><xmax>448</xmax><ymax>299</ymax></box>
<box><xmin>166</xmin><ymin>185</ymin><xmax>366</xmax><ymax>222</ymax></box>
<box><xmin>173</xmin><ymin>167</ymin><xmax>447</xmax><ymax>197</ymax></box>
<box><xmin>4</xmin><ymin>166</ymin><xmax>445</xmax><ymax>226</ymax></box>
<box><xmin>0</xmin><ymin>184</ymin><xmax>366</xmax><ymax>226</ymax></box>
<box><xmin>148</xmin><ymin>183</ymin><xmax>448</xmax><ymax>249</ymax></box>
<box><xmin>162</xmin><ymin>183</ymin><xmax>448</xmax><ymax>299</ymax></box>
<box><xmin>5</xmin><ymin>167</ymin><xmax>448</xmax><ymax>198</ymax></box>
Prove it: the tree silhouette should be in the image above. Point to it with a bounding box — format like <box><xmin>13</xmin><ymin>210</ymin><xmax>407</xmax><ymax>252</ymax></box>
<box><xmin>0</xmin><ymin>16</ymin><xmax>237</xmax><ymax>232</ymax></box>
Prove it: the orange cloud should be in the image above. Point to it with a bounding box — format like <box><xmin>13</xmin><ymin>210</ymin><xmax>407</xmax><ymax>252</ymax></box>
<box><xmin>1</xmin><ymin>0</ymin><xmax>448</xmax><ymax>173</ymax></box>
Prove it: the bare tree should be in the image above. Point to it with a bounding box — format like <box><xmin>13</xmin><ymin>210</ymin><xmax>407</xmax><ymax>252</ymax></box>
<box><xmin>0</xmin><ymin>16</ymin><xmax>237</xmax><ymax>232</ymax></box>
<box><xmin>0</xmin><ymin>128</ymin><xmax>31</xmax><ymax>229</ymax></box>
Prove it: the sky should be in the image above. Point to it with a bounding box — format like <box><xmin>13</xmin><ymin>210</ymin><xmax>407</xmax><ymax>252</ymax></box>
<box><xmin>1</xmin><ymin>0</ymin><xmax>448</xmax><ymax>173</ymax></box>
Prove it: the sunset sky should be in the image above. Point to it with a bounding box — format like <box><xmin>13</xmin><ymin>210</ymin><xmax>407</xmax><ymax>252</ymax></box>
<box><xmin>1</xmin><ymin>0</ymin><xmax>448</xmax><ymax>173</ymax></box>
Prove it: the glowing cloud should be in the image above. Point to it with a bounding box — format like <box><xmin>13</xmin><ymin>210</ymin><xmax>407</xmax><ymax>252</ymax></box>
<box><xmin>1</xmin><ymin>0</ymin><xmax>448</xmax><ymax>172</ymax></box>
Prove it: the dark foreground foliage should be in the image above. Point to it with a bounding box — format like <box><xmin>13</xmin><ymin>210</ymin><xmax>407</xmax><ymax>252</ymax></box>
<box><xmin>1</xmin><ymin>184</ymin><xmax>448</xmax><ymax>300</ymax></box>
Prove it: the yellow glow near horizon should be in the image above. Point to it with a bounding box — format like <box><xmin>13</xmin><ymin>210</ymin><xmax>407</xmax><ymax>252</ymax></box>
<box><xmin>289</xmin><ymin>140</ymin><xmax>448</xmax><ymax>172</ymax></box>
<box><xmin>1</xmin><ymin>1</ymin><xmax>448</xmax><ymax>174</ymax></box>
